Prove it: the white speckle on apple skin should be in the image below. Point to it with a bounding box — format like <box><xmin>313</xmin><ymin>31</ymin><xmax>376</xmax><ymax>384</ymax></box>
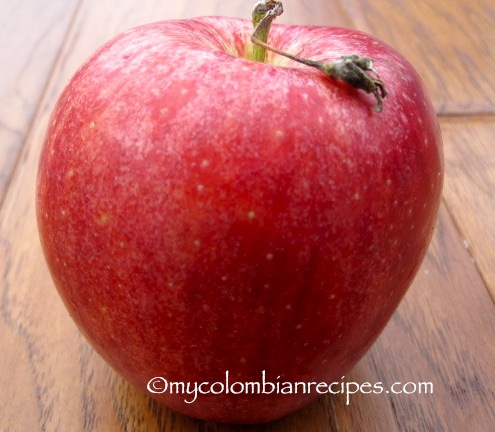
<box><xmin>97</xmin><ymin>213</ymin><xmax>110</xmax><ymax>225</ymax></box>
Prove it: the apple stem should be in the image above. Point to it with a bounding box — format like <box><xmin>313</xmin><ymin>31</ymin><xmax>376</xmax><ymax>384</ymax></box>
<box><xmin>251</xmin><ymin>1</ymin><xmax>283</xmax><ymax>63</ymax></box>
<box><xmin>250</xmin><ymin>1</ymin><xmax>387</xmax><ymax>112</ymax></box>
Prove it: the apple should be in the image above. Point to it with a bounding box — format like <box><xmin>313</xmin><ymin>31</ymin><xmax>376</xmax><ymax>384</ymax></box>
<box><xmin>36</xmin><ymin>1</ymin><xmax>442</xmax><ymax>424</ymax></box>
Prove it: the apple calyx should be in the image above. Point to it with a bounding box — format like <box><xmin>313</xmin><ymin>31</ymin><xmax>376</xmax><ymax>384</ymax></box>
<box><xmin>251</xmin><ymin>0</ymin><xmax>387</xmax><ymax>112</ymax></box>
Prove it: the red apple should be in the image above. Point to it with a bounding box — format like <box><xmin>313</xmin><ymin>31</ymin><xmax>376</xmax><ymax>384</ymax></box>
<box><xmin>36</xmin><ymin>8</ymin><xmax>443</xmax><ymax>424</ymax></box>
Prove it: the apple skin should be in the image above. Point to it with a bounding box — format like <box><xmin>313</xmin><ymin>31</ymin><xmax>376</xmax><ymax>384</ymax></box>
<box><xmin>36</xmin><ymin>17</ymin><xmax>442</xmax><ymax>423</ymax></box>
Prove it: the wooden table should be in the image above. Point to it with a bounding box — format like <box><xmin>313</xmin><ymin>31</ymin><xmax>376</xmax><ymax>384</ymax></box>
<box><xmin>1</xmin><ymin>0</ymin><xmax>494</xmax><ymax>430</ymax></box>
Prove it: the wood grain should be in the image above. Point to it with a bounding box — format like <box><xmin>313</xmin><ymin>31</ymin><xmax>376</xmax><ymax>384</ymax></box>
<box><xmin>441</xmin><ymin>116</ymin><xmax>495</xmax><ymax>300</ymax></box>
<box><xmin>341</xmin><ymin>0</ymin><xmax>495</xmax><ymax>114</ymax></box>
<box><xmin>1</xmin><ymin>0</ymin><xmax>494</xmax><ymax>431</ymax></box>
<box><xmin>0</xmin><ymin>0</ymin><xmax>80</xmax><ymax>202</ymax></box>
